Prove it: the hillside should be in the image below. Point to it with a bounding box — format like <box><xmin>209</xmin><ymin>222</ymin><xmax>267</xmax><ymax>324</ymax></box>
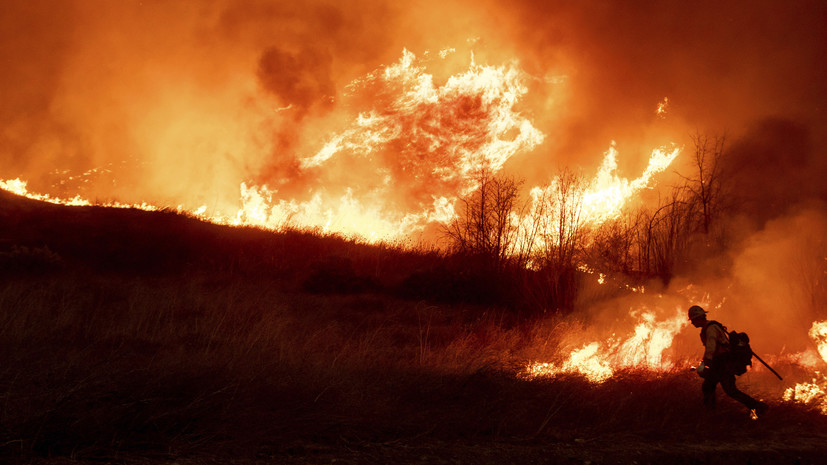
<box><xmin>0</xmin><ymin>189</ymin><xmax>537</xmax><ymax>308</ymax></box>
<box><xmin>0</xmin><ymin>188</ymin><xmax>385</xmax><ymax>279</ymax></box>
<box><xmin>2</xmin><ymin>191</ymin><xmax>827</xmax><ymax>464</ymax></box>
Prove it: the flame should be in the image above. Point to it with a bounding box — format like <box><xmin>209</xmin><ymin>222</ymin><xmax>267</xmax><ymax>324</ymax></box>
<box><xmin>784</xmin><ymin>379</ymin><xmax>827</xmax><ymax>413</ymax></box>
<box><xmin>0</xmin><ymin>178</ymin><xmax>156</xmax><ymax>210</ymax></box>
<box><xmin>811</xmin><ymin>320</ymin><xmax>827</xmax><ymax>363</ymax></box>
<box><xmin>581</xmin><ymin>142</ymin><xmax>680</xmax><ymax>224</ymax></box>
<box><xmin>656</xmin><ymin>97</ymin><xmax>669</xmax><ymax>118</ymax></box>
<box><xmin>524</xmin><ymin>307</ymin><xmax>688</xmax><ymax>383</ymax></box>
<box><xmin>514</xmin><ymin>143</ymin><xmax>680</xmax><ymax>260</ymax></box>
<box><xmin>784</xmin><ymin>320</ymin><xmax>827</xmax><ymax>412</ymax></box>
<box><xmin>231</xmin><ymin>51</ymin><xmax>679</xmax><ymax>242</ymax></box>
<box><xmin>237</xmin><ymin>49</ymin><xmax>545</xmax><ymax>240</ymax></box>
<box><xmin>1</xmin><ymin>48</ymin><xmax>680</xmax><ymax>247</ymax></box>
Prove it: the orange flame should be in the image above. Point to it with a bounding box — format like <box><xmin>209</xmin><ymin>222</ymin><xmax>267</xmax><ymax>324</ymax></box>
<box><xmin>1</xmin><ymin>49</ymin><xmax>680</xmax><ymax>246</ymax></box>
<box><xmin>239</xmin><ymin>49</ymin><xmax>545</xmax><ymax>239</ymax></box>
<box><xmin>811</xmin><ymin>320</ymin><xmax>827</xmax><ymax>363</ymax></box>
<box><xmin>784</xmin><ymin>320</ymin><xmax>827</xmax><ymax>412</ymax></box>
<box><xmin>581</xmin><ymin>142</ymin><xmax>680</xmax><ymax>224</ymax></box>
<box><xmin>0</xmin><ymin>178</ymin><xmax>158</xmax><ymax>211</ymax></box>
<box><xmin>524</xmin><ymin>307</ymin><xmax>688</xmax><ymax>383</ymax></box>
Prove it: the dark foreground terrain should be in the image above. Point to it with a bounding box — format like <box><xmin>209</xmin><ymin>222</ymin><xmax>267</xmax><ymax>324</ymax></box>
<box><xmin>11</xmin><ymin>436</ymin><xmax>827</xmax><ymax>465</ymax></box>
<box><xmin>2</xmin><ymin>191</ymin><xmax>827</xmax><ymax>465</ymax></box>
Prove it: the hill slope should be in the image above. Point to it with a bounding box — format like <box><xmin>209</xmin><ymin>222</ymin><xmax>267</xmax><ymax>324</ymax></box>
<box><xmin>2</xmin><ymin>190</ymin><xmax>827</xmax><ymax>464</ymax></box>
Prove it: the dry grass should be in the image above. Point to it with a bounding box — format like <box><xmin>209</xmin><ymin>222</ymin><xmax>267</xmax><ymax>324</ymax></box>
<box><xmin>2</xmin><ymin>272</ymin><xmax>827</xmax><ymax>462</ymax></box>
<box><xmin>2</xmin><ymin>192</ymin><xmax>827</xmax><ymax>462</ymax></box>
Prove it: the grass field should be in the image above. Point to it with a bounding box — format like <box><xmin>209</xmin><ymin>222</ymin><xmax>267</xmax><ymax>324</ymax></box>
<box><xmin>2</xmin><ymin>191</ymin><xmax>827</xmax><ymax>464</ymax></box>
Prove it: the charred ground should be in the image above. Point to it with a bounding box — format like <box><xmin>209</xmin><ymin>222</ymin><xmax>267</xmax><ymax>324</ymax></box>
<box><xmin>2</xmin><ymin>191</ymin><xmax>827</xmax><ymax>465</ymax></box>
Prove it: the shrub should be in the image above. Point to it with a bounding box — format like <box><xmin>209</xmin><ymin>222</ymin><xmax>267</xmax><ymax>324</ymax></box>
<box><xmin>302</xmin><ymin>256</ymin><xmax>376</xmax><ymax>294</ymax></box>
<box><xmin>0</xmin><ymin>245</ymin><xmax>63</xmax><ymax>275</ymax></box>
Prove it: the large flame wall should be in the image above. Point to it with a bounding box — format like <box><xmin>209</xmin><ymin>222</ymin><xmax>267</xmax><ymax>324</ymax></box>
<box><xmin>2</xmin><ymin>1</ymin><xmax>826</xmax><ymax>234</ymax></box>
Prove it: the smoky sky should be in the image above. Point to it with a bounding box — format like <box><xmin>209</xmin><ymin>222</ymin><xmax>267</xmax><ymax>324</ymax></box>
<box><xmin>1</xmin><ymin>0</ymin><xmax>825</xmax><ymax>216</ymax></box>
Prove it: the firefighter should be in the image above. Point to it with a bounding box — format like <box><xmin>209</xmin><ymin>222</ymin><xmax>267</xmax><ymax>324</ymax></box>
<box><xmin>688</xmin><ymin>305</ymin><xmax>768</xmax><ymax>415</ymax></box>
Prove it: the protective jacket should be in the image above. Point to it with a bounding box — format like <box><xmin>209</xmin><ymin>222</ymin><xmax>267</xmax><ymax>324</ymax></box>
<box><xmin>700</xmin><ymin>320</ymin><xmax>730</xmax><ymax>365</ymax></box>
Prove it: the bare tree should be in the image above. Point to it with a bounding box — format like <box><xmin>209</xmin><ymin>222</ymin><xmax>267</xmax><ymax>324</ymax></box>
<box><xmin>682</xmin><ymin>132</ymin><xmax>727</xmax><ymax>234</ymax></box>
<box><xmin>520</xmin><ymin>168</ymin><xmax>588</xmax><ymax>311</ymax></box>
<box><xmin>534</xmin><ymin>168</ymin><xmax>586</xmax><ymax>270</ymax></box>
<box><xmin>587</xmin><ymin>207</ymin><xmax>646</xmax><ymax>276</ymax></box>
<box><xmin>640</xmin><ymin>188</ymin><xmax>694</xmax><ymax>284</ymax></box>
<box><xmin>442</xmin><ymin>170</ymin><xmax>523</xmax><ymax>271</ymax></box>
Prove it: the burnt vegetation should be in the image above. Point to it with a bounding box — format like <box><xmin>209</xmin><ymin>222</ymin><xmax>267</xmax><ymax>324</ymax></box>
<box><xmin>2</xmin><ymin>134</ymin><xmax>827</xmax><ymax>463</ymax></box>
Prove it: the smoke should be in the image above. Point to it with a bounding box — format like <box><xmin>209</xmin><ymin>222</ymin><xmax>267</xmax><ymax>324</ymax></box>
<box><xmin>257</xmin><ymin>46</ymin><xmax>335</xmax><ymax>118</ymax></box>
<box><xmin>492</xmin><ymin>0</ymin><xmax>827</xmax><ymax>183</ymax></box>
<box><xmin>491</xmin><ymin>0</ymin><xmax>827</xmax><ymax>365</ymax></box>
<box><xmin>732</xmin><ymin>207</ymin><xmax>827</xmax><ymax>351</ymax></box>
<box><xmin>1</xmin><ymin>0</ymin><xmax>825</xmax><ymax>229</ymax></box>
<box><xmin>4</xmin><ymin>1</ymin><xmax>827</xmax><ymax>389</ymax></box>
<box><xmin>0</xmin><ymin>0</ymin><xmax>406</xmax><ymax>209</ymax></box>
<box><xmin>723</xmin><ymin>118</ymin><xmax>827</xmax><ymax>225</ymax></box>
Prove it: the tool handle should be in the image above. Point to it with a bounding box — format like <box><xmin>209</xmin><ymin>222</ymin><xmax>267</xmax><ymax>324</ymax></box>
<box><xmin>751</xmin><ymin>351</ymin><xmax>783</xmax><ymax>380</ymax></box>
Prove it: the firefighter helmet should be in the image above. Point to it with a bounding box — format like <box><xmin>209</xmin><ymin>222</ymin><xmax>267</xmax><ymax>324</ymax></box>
<box><xmin>688</xmin><ymin>305</ymin><xmax>707</xmax><ymax>320</ymax></box>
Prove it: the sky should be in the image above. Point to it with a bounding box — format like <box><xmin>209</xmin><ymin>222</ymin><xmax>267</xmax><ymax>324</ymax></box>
<box><xmin>1</xmin><ymin>0</ymin><xmax>825</xmax><ymax>229</ymax></box>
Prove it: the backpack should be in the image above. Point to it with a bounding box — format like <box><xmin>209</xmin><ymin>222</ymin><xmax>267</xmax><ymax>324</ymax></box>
<box><xmin>705</xmin><ymin>321</ymin><xmax>754</xmax><ymax>375</ymax></box>
<box><xmin>725</xmin><ymin>329</ymin><xmax>754</xmax><ymax>375</ymax></box>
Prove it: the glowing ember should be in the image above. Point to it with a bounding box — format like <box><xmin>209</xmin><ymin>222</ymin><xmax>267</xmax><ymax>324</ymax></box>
<box><xmin>656</xmin><ymin>97</ymin><xmax>669</xmax><ymax>118</ymax></box>
<box><xmin>524</xmin><ymin>307</ymin><xmax>687</xmax><ymax>383</ymax></box>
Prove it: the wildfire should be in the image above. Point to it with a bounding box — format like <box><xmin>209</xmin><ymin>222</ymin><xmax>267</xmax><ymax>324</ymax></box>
<box><xmin>241</xmin><ymin>49</ymin><xmax>545</xmax><ymax>238</ymax></box>
<box><xmin>580</xmin><ymin>142</ymin><xmax>680</xmax><ymax>225</ymax></box>
<box><xmin>1</xmin><ymin>48</ymin><xmax>680</xmax><ymax>246</ymax></box>
<box><xmin>783</xmin><ymin>320</ymin><xmax>827</xmax><ymax>412</ymax></box>
<box><xmin>524</xmin><ymin>307</ymin><xmax>688</xmax><ymax>383</ymax></box>
<box><xmin>0</xmin><ymin>178</ymin><xmax>158</xmax><ymax>211</ymax></box>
